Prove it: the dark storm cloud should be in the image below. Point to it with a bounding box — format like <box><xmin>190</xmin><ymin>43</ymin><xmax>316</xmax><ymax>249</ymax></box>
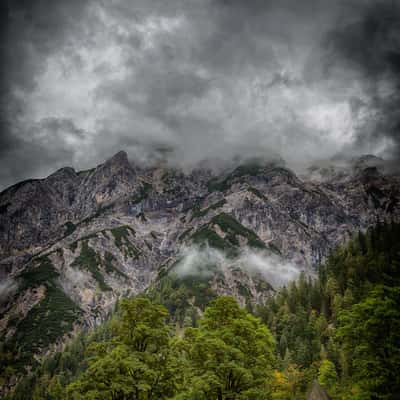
<box><xmin>92</xmin><ymin>0</ymin><xmax>342</xmax><ymax>165</ymax></box>
<box><xmin>0</xmin><ymin>0</ymin><xmax>93</xmax><ymax>187</ymax></box>
<box><xmin>0</xmin><ymin>117</ymin><xmax>87</xmax><ymax>189</ymax></box>
<box><xmin>0</xmin><ymin>0</ymin><xmax>92</xmax><ymax>94</ymax></box>
<box><xmin>1</xmin><ymin>0</ymin><xmax>399</xmax><ymax>189</ymax></box>
<box><xmin>320</xmin><ymin>0</ymin><xmax>400</xmax><ymax>159</ymax></box>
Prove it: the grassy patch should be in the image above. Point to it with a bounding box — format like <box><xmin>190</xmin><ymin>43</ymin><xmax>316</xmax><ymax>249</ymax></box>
<box><xmin>13</xmin><ymin>285</ymin><xmax>81</xmax><ymax>359</ymax></box>
<box><xmin>110</xmin><ymin>226</ymin><xmax>140</xmax><ymax>259</ymax></box>
<box><xmin>189</xmin><ymin>213</ymin><xmax>266</xmax><ymax>253</ymax></box>
<box><xmin>191</xmin><ymin>199</ymin><xmax>226</xmax><ymax>220</ymax></box>
<box><xmin>70</xmin><ymin>226</ymin><xmax>139</xmax><ymax>260</ymax></box>
<box><xmin>72</xmin><ymin>241</ymin><xmax>111</xmax><ymax>291</ymax></box>
<box><xmin>11</xmin><ymin>257</ymin><xmax>82</xmax><ymax>370</ymax></box>
<box><xmin>211</xmin><ymin>213</ymin><xmax>266</xmax><ymax>250</ymax></box>
<box><xmin>19</xmin><ymin>256</ymin><xmax>60</xmax><ymax>291</ymax></box>
<box><xmin>63</xmin><ymin>221</ymin><xmax>77</xmax><ymax>237</ymax></box>
<box><xmin>110</xmin><ymin>225</ymin><xmax>135</xmax><ymax>247</ymax></box>
<box><xmin>77</xmin><ymin>167</ymin><xmax>95</xmax><ymax>176</ymax></box>
<box><xmin>190</xmin><ymin>226</ymin><xmax>235</xmax><ymax>254</ymax></box>
<box><xmin>103</xmin><ymin>252</ymin><xmax>129</xmax><ymax>280</ymax></box>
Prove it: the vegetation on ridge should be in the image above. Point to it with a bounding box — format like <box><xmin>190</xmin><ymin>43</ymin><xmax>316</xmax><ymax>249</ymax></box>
<box><xmin>3</xmin><ymin>222</ymin><xmax>400</xmax><ymax>399</ymax></box>
<box><xmin>1</xmin><ymin>257</ymin><xmax>82</xmax><ymax>378</ymax></box>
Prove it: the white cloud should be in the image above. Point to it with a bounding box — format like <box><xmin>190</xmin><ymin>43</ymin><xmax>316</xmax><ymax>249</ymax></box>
<box><xmin>0</xmin><ymin>278</ymin><xmax>18</xmax><ymax>304</ymax></box>
<box><xmin>174</xmin><ymin>245</ymin><xmax>301</xmax><ymax>289</ymax></box>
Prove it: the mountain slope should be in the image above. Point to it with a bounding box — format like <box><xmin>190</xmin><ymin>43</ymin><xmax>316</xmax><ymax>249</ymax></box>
<box><xmin>0</xmin><ymin>151</ymin><xmax>399</xmax><ymax>393</ymax></box>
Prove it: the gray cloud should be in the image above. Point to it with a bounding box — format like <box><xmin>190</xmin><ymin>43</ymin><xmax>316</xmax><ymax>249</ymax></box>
<box><xmin>0</xmin><ymin>0</ymin><xmax>93</xmax><ymax>188</ymax></box>
<box><xmin>1</xmin><ymin>0</ymin><xmax>399</xmax><ymax>189</ymax></box>
<box><xmin>321</xmin><ymin>1</ymin><xmax>400</xmax><ymax>159</ymax></box>
<box><xmin>0</xmin><ymin>277</ymin><xmax>18</xmax><ymax>304</ymax></box>
<box><xmin>174</xmin><ymin>245</ymin><xmax>301</xmax><ymax>289</ymax></box>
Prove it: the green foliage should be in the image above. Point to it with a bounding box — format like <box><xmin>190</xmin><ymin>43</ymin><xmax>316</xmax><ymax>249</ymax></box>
<box><xmin>5</xmin><ymin>222</ymin><xmax>400</xmax><ymax>400</ymax></box>
<box><xmin>257</xmin><ymin>222</ymin><xmax>400</xmax><ymax>399</ymax></box>
<box><xmin>336</xmin><ymin>285</ymin><xmax>400</xmax><ymax>399</ymax></box>
<box><xmin>2</xmin><ymin>257</ymin><xmax>81</xmax><ymax>379</ymax></box>
<box><xmin>110</xmin><ymin>225</ymin><xmax>136</xmax><ymax>246</ymax></box>
<box><xmin>110</xmin><ymin>225</ymin><xmax>140</xmax><ymax>259</ymax></box>
<box><xmin>66</xmin><ymin>298</ymin><xmax>181</xmax><ymax>400</ymax></box>
<box><xmin>211</xmin><ymin>213</ymin><xmax>266</xmax><ymax>249</ymax></box>
<box><xmin>318</xmin><ymin>360</ymin><xmax>338</xmax><ymax>392</ymax></box>
<box><xmin>148</xmin><ymin>271</ymin><xmax>217</xmax><ymax>326</ymax></box>
<box><xmin>77</xmin><ymin>167</ymin><xmax>95</xmax><ymax>177</ymax></box>
<box><xmin>191</xmin><ymin>199</ymin><xmax>226</xmax><ymax>220</ymax></box>
<box><xmin>63</xmin><ymin>222</ymin><xmax>77</xmax><ymax>237</ymax></box>
<box><xmin>190</xmin><ymin>212</ymin><xmax>266</xmax><ymax>254</ymax></box>
<box><xmin>19</xmin><ymin>256</ymin><xmax>60</xmax><ymax>290</ymax></box>
<box><xmin>72</xmin><ymin>240</ymin><xmax>111</xmax><ymax>291</ymax></box>
<box><xmin>191</xmin><ymin>226</ymin><xmax>235</xmax><ymax>253</ymax></box>
<box><xmin>7</xmin><ymin>319</ymin><xmax>114</xmax><ymax>400</ymax></box>
<box><xmin>177</xmin><ymin>296</ymin><xmax>276</xmax><ymax>399</ymax></box>
<box><xmin>103</xmin><ymin>251</ymin><xmax>129</xmax><ymax>280</ymax></box>
<box><xmin>13</xmin><ymin>286</ymin><xmax>81</xmax><ymax>357</ymax></box>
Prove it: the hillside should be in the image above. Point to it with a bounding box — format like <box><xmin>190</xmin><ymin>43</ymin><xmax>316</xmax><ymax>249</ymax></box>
<box><xmin>0</xmin><ymin>151</ymin><xmax>399</xmax><ymax>394</ymax></box>
<box><xmin>4</xmin><ymin>222</ymin><xmax>400</xmax><ymax>399</ymax></box>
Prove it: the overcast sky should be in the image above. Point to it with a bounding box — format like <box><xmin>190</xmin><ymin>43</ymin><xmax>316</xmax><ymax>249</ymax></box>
<box><xmin>1</xmin><ymin>0</ymin><xmax>400</xmax><ymax>189</ymax></box>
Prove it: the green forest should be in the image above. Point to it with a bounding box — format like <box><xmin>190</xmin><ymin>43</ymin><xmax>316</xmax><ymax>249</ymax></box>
<box><xmin>3</xmin><ymin>222</ymin><xmax>400</xmax><ymax>400</ymax></box>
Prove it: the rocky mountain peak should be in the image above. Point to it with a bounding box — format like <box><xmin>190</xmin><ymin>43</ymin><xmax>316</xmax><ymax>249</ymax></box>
<box><xmin>103</xmin><ymin>150</ymin><xmax>131</xmax><ymax>169</ymax></box>
<box><xmin>93</xmin><ymin>150</ymin><xmax>137</xmax><ymax>184</ymax></box>
<box><xmin>48</xmin><ymin>166</ymin><xmax>77</xmax><ymax>179</ymax></box>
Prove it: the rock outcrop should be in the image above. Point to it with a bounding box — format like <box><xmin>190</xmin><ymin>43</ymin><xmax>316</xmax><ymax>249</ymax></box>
<box><xmin>307</xmin><ymin>381</ymin><xmax>331</xmax><ymax>400</ymax></box>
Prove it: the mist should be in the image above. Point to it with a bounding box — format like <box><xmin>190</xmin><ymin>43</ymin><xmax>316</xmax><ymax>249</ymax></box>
<box><xmin>0</xmin><ymin>278</ymin><xmax>18</xmax><ymax>304</ymax></box>
<box><xmin>174</xmin><ymin>245</ymin><xmax>301</xmax><ymax>289</ymax></box>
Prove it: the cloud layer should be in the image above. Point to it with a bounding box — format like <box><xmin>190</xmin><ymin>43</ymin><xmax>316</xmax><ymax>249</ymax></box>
<box><xmin>1</xmin><ymin>0</ymin><xmax>400</xmax><ymax>188</ymax></box>
<box><xmin>174</xmin><ymin>245</ymin><xmax>301</xmax><ymax>289</ymax></box>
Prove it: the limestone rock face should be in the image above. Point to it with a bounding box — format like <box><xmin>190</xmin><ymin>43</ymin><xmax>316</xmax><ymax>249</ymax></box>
<box><xmin>0</xmin><ymin>151</ymin><xmax>141</xmax><ymax>257</ymax></box>
<box><xmin>0</xmin><ymin>151</ymin><xmax>399</xmax><ymax>388</ymax></box>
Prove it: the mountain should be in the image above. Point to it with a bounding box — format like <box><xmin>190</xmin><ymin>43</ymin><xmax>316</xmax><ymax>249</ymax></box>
<box><xmin>0</xmin><ymin>151</ymin><xmax>399</xmax><ymax>393</ymax></box>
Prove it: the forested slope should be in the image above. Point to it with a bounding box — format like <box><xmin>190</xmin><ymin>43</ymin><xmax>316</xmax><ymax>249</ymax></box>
<box><xmin>4</xmin><ymin>222</ymin><xmax>400</xmax><ymax>400</ymax></box>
